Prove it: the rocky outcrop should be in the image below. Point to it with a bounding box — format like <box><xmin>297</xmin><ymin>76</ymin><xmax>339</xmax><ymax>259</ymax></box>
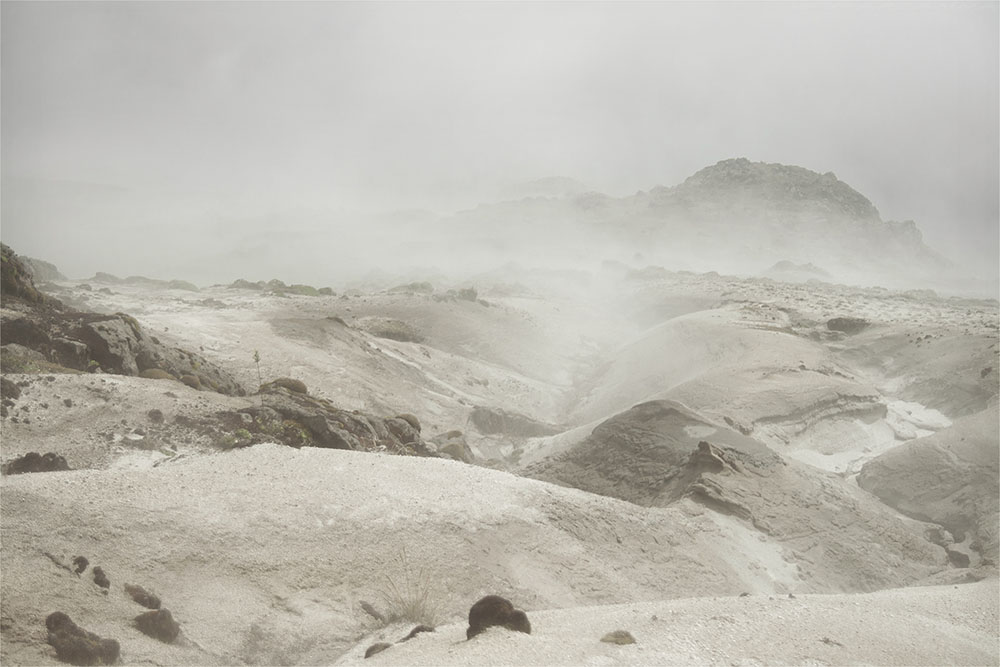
<box><xmin>1</xmin><ymin>244</ymin><xmax>51</xmax><ymax>305</ymax></box>
<box><xmin>0</xmin><ymin>245</ymin><xmax>243</xmax><ymax>395</ymax></box>
<box><xmin>666</xmin><ymin>158</ymin><xmax>882</xmax><ymax>222</ymax></box>
<box><xmin>858</xmin><ymin>405</ymin><xmax>999</xmax><ymax>565</ymax></box>
<box><xmin>22</xmin><ymin>256</ymin><xmax>67</xmax><ymax>282</ymax></box>
<box><xmin>426</xmin><ymin>430</ymin><xmax>473</xmax><ymax>462</ymax></box>
<box><xmin>232</xmin><ymin>385</ymin><xmax>436</xmax><ymax>456</ymax></box>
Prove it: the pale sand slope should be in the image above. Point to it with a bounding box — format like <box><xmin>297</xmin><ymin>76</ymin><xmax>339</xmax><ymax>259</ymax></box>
<box><xmin>46</xmin><ymin>280</ymin><xmax>629</xmax><ymax>457</ymax></box>
<box><xmin>1</xmin><ymin>444</ymin><xmax>849</xmax><ymax>666</ymax></box>
<box><xmin>3</xmin><ymin>444</ymin><xmax>996</xmax><ymax>666</ymax></box>
<box><xmin>339</xmin><ymin>581</ymin><xmax>999</xmax><ymax>666</ymax></box>
<box><xmin>859</xmin><ymin>403</ymin><xmax>1000</xmax><ymax>563</ymax></box>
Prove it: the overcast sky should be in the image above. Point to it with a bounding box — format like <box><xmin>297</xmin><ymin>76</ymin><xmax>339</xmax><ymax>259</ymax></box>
<box><xmin>2</xmin><ymin>1</ymin><xmax>997</xmax><ymax>276</ymax></box>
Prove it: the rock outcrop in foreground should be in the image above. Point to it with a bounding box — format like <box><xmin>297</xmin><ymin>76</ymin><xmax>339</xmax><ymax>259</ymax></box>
<box><xmin>0</xmin><ymin>244</ymin><xmax>244</xmax><ymax>395</ymax></box>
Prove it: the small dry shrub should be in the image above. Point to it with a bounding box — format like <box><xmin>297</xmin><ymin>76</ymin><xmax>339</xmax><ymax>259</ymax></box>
<box><xmin>376</xmin><ymin>549</ymin><xmax>446</xmax><ymax>626</ymax></box>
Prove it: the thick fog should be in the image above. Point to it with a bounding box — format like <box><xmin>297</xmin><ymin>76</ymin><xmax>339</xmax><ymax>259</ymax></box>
<box><xmin>1</xmin><ymin>2</ymin><xmax>997</xmax><ymax>288</ymax></box>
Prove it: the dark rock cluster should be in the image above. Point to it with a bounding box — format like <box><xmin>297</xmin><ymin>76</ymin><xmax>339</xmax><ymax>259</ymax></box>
<box><xmin>228</xmin><ymin>385</ymin><xmax>439</xmax><ymax>456</ymax></box>
<box><xmin>45</xmin><ymin>612</ymin><xmax>120</xmax><ymax>666</ymax></box>
<box><xmin>4</xmin><ymin>452</ymin><xmax>70</xmax><ymax>475</ymax></box>
<box><xmin>466</xmin><ymin>595</ymin><xmax>531</xmax><ymax>640</ymax></box>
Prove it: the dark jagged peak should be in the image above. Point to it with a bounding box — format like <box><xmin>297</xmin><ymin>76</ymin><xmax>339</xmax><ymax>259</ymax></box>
<box><xmin>661</xmin><ymin>158</ymin><xmax>882</xmax><ymax>222</ymax></box>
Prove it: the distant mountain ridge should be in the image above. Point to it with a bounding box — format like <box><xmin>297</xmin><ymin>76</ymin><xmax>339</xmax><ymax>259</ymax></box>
<box><xmin>446</xmin><ymin>157</ymin><xmax>949</xmax><ymax>288</ymax></box>
<box><xmin>656</xmin><ymin>158</ymin><xmax>882</xmax><ymax>222</ymax></box>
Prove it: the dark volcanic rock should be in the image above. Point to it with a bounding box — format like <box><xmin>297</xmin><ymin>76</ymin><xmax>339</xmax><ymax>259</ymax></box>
<box><xmin>399</xmin><ymin>624</ymin><xmax>435</xmax><ymax>642</ymax></box>
<box><xmin>466</xmin><ymin>595</ymin><xmax>531</xmax><ymax>640</ymax></box>
<box><xmin>46</xmin><ymin>611</ymin><xmax>120</xmax><ymax>666</ymax></box>
<box><xmin>124</xmin><ymin>583</ymin><xmax>162</xmax><ymax>609</ymax></box>
<box><xmin>4</xmin><ymin>452</ymin><xmax>70</xmax><ymax>475</ymax></box>
<box><xmin>364</xmin><ymin>642</ymin><xmax>392</xmax><ymax>658</ymax></box>
<box><xmin>134</xmin><ymin>608</ymin><xmax>180</xmax><ymax>643</ymax></box>
<box><xmin>92</xmin><ymin>567</ymin><xmax>110</xmax><ymax>589</ymax></box>
<box><xmin>1</xmin><ymin>376</ymin><xmax>21</xmax><ymax>400</ymax></box>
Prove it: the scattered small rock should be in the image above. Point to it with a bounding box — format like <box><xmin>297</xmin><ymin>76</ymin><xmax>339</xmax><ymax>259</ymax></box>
<box><xmin>92</xmin><ymin>567</ymin><xmax>110</xmax><ymax>589</ymax></box>
<box><xmin>124</xmin><ymin>583</ymin><xmax>161</xmax><ymax>609</ymax></box>
<box><xmin>364</xmin><ymin>642</ymin><xmax>392</xmax><ymax>659</ymax></box>
<box><xmin>180</xmin><ymin>374</ymin><xmax>201</xmax><ymax>390</ymax></box>
<box><xmin>399</xmin><ymin>624</ymin><xmax>434</xmax><ymax>642</ymax></box>
<box><xmin>72</xmin><ymin>556</ymin><xmax>89</xmax><ymax>575</ymax></box>
<box><xmin>46</xmin><ymin>611</ymin><xmax>120</xmax><ymax>666</ymax></box>
<box><xmin>467</xmin><ymin>595</ymin><xmax>531</xmax><ymax>640</ymax></box>
<box><xmin>360</xmin><ymin>600</ymin><xmax>385</xmax><ymax>623</ymax></box>
<box><xmin>601</xmin><ymin>630</ymin><xmax>636</xmax><ymax>645</ymax></box>
<box><xmin>134</xmin><ymin>608</ymin><xmax>180</xmax><ymax>643</ymax></box>
<box><xmin>263</xmin><ymin>377</ymin><xmax>308</xmax><ymax>394</ymax></box>
<box><xmin>43</xmin><ymin>552</ymin><xmax>74</xmax><ymax>574</ymax></box>
<box><xmin>395</xmin><ymin>413</ymin><xmax>421</xmax><ymax>433</ymax></box>
<box><xmin>1</xmin><ymin>377</ymin><xmax>22</xmax><ymax>400</ymax></box>
<box><xmin>63</xmin><ymin>398</ymin><xmax>73</xmax><ymax>408</ymax></box>
<box><xmin>147</xmin><ymin>409</ymin><xmax>164</xmax><ymax>424</ymax></box>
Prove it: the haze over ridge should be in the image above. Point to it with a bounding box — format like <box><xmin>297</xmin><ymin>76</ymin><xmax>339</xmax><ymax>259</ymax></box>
<box><xmin>1</xmin><ymin>2</ymin><xmax>997</xmax><ymax>286</ymax></box>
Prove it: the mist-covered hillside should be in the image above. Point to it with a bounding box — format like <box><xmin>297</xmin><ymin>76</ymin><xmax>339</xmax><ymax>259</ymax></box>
<box><xmin>0</xmin><ymin>159</ymin><xmax>978</xmax><ymax>296</ymax></box>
